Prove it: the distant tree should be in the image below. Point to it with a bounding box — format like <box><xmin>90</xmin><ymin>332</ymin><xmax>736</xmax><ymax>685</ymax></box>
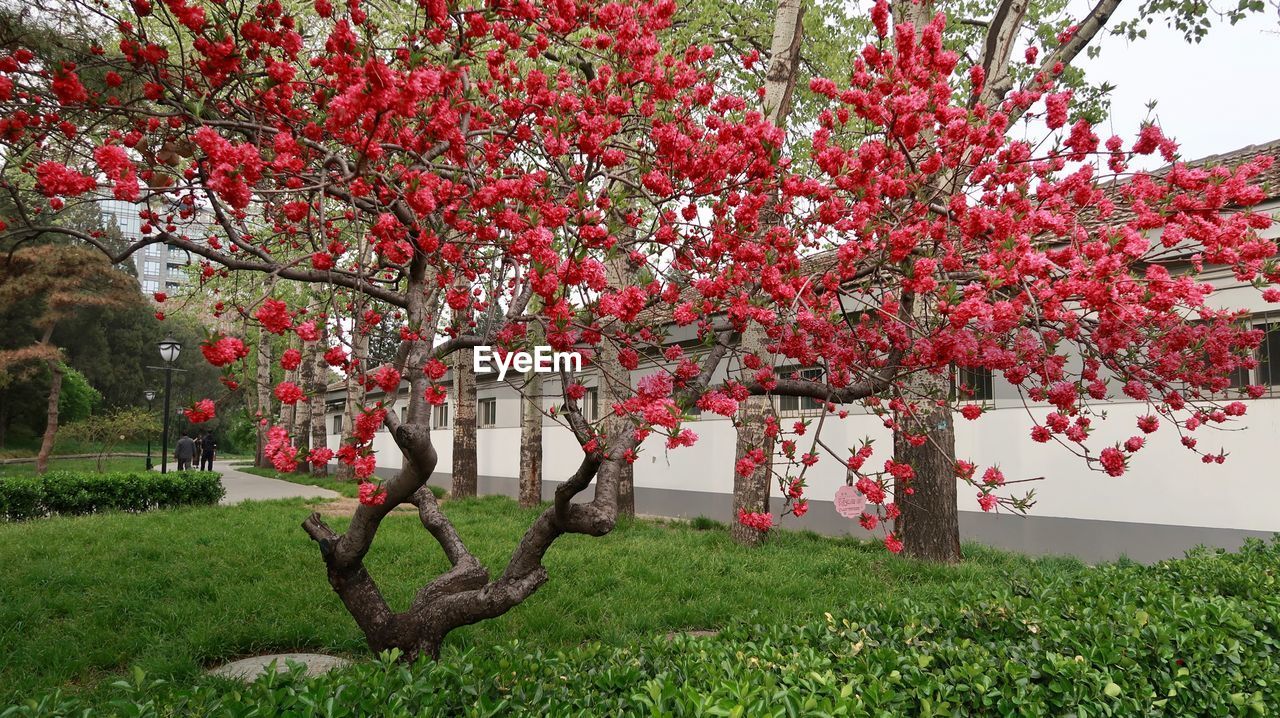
<box><xmin>60</xmin><ymin>407</ymin><xmax>160</xmax><ymax>470</ymax></box>
<box><xmin>0</xmin><ymin>246</ymin><xmax>140</xmax><ymax>472</ymax></box>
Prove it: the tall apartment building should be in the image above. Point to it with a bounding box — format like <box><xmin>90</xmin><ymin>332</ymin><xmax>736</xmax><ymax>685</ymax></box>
<box><xmin>99</xmin><ymin>198</ymin><xmax>211</xmax><ymax>297</ymax></box>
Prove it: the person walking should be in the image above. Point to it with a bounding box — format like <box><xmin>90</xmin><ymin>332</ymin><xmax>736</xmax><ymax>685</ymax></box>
<box><xmin>199</xmin><ymin>431</ymin><xmax>217</xmax><ymax>471</ymax></box>
<box><xmin>175</xmin><ymin>431</ymin><xmax>196</xmax><ymax>471</ymax></box>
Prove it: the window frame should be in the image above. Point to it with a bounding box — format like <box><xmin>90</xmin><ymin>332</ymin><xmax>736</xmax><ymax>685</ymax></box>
<box><xmin>479</xmin><ymin>397</ymin><xmax>497</xmax><ymax>427</ymax></box>
<box><xmin>433</xmin><ymin>401</ymin><xmax>450</xmax><ymax>429</ymax></box>
<box><xmin>774</xmin><ymin>366</ymin><xmax>826</xmax><ymax>417</ymax></box>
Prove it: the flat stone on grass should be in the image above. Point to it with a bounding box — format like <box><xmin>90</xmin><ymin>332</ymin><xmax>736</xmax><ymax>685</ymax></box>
<box><xmin>208</xmin><ymin>653</ymin><xmax>352</xmax><ymax>683</ymax></box>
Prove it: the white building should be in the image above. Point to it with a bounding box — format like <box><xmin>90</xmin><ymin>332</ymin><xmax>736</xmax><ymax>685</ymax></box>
<box><xmin>325</xmin><ymin>140</ymin><xmax>1280</xmax><ymax>563</ymax></box>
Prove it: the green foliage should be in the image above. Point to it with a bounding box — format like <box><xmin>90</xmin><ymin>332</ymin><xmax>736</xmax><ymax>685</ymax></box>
<box><xmin>58</xmin><ymin>408</ymin><xmax>160</xmax><ymax>469</ymax></box>
<box><xmin>689</xmin><ymin>515</ymin><xmax>725</xmax><ymax>530</ymax></box>
<box><xmin>54</xmin><ymin>365</ymin><xmax>99</xmax><ymax>425</ymax></box>
<box><xmin>5</xmin><ymin>536</ymin><xmax>1279</xmax><ymax>716</ymax></box>
<box><xmin>0</xmin><ymin>496</ymin><xmax>1080</xmax><ymax>704</ymax></box>
<box><xmin>0</xmin><ymin>470</ymin><xmax>222</xmax><ymax>520</ymax></box>
<box><xmin>222</xmin><ymin>410</ymin><xmax>258</xmax><ymax>456</ymax></box>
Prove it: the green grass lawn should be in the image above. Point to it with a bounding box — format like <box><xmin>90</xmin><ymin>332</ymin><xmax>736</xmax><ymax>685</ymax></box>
<box><xmin>236</xmin><ymin>465</ymin><xmax>363</xmax><ymax>498</ymax></box>
<box><xmin>0</xmin><ymin>496</ymin><xmax>1087</xmax><ymax>705</ymax></box>
<box><xmin>0</xmin><ymin>455</ymin><xmax>151</xmax><ymax>478</ymax></box>
<box><xmin>238</xmin><ymin>464</ymin><xmax>446</xmax><ymax>500</ymax></box>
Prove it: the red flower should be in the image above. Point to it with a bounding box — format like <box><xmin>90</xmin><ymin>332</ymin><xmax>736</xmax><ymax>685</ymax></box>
<box><xmin>324</xmin><ymin>346</ymin><xmax>348</xmax><ymax>367</ymax></box>
<box><xmin>358</xmin><ymin>480</ymin><xmax>387</xmax><ymax>506</ymax></box>
<box><xmin>280</xmin><ymin>349</ymin><xmax>302</xmax><ymax>371</ymax></box>
<box><xmin>273</xmin><ymin>381</ymin><xmax>306</xmax><ymax>404</ymax></box>
<box><xmin>201</xmin><ymin>337</ymin><xmax>249</xmax><ymax>367</ymax></box>
<box><xmin>183</xmin><ymin>399</ymin><xmax>216</xmax><ymax>423</ymax></box>
<box><xmin>295</xmin><ymin>320</ymin><xmax>321</xmax><ymax>342</ymax></box>
<box><xmin>372</xmin><ymin>365</ymin><xmax>401</xmax><ymax>393</ymax></box>
<box><xmin>255</xmin><ymin>299</ymin><xmax>293</xmax><ymax>335</ymax></box>
<box><xmin>307</xmin><ymin>447</ymin><xmax>334</xmax><ymax>468</ymax></box>
<box><xmin>737</xmin><ymin>509</ymin><xmax>773</xmax><ymax>532</ymax></box>
<box><xmin>152</xmin><ymin>291</ymin><xmax>167</xmax><ymax>302</ymax></box>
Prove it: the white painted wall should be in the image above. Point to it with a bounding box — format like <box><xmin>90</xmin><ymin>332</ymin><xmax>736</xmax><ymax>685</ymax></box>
<box><xmin>332</xmin><ymin>395</ymin><xmax>1280</xmax><ymax>533</ymax></box>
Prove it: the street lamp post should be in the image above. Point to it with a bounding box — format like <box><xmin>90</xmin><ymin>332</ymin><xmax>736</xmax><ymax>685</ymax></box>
<box><xmin>144</xmin><ymin>389</ymin><xmax>156</xmax><ymax>470</ymax></box>
<box><xmin>157</xmin><ymin>337</ymin><xmax>182</xmax><ymax>474</ymax></box>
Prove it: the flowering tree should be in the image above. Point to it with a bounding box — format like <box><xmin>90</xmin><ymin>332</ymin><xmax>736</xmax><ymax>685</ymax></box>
<box><xmin>2</xmin><ymin>0</ymin><xmax>1275</xmax><ymax>659</ymax></box>
<box><xmin>0</xmin><ymin>0</ymin><xmax>788</xmax><ymax>657</ymax></box>
<box><xmin>717</xmin><ymin>1</ymin><xmax>1275</xmax><ymax>561</ymax></box>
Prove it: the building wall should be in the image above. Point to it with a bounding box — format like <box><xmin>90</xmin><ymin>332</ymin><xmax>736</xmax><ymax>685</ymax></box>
<box><xmin>328</xmin><ymin>384</ymin><xmax>1280</xmax><ymax>534</ymax></box>
<box><xmin>100</xmin><ymin>198</ymin><xmax>212</xmax><ymax>297</ymax></box>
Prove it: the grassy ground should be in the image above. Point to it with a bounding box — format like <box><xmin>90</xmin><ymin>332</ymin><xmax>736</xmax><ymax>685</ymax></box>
<box><xmin>0</xmin><ymin>455</ymin><xmax>150</xmax><ymax>477</ymax></box>
<box><xmin>236</xmin><ymin>465</ymin><xmax>363</xmax><ymax>498</ymax></box>
<box><xmin>0</xmin><ymin>496</ymin><xmax>1087</xmax><ymax>705</ymax></box>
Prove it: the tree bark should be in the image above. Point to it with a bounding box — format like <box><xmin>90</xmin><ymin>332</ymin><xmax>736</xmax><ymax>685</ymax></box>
<box><xmin>336</xmin><ymin>329</ymin><xmax>369</xmax><ymax>480</ymax></box>
<box><xmin>310</xmin><ymin>318</ymin><xmax>330</xmax><ymax>477</ymax></box>
<box><xmin>451</xmin><ymin>347</ymin><xmax>477</xmax><ymax>498</ymax></box>
<box><xmin>518</xmin><ymin>368</ymin><xmax>543</xmax><ymax>508</ymax></box>
<box><xmin>893</xmin><ymin>398</ymin><xmax>961</xmax><ymax>563</ymax></box>
<box><xmin>595</xmin><ymin>333</ymin><xmax>634</xmax><ymax>516</ymax></box>
<box><xmin>254</xmin><ymin>327</ymin><xmax>273</xmax><ymax>469</ymax></box>
<box><xmin>279</xmin><ymin>336</ymin><xmax>299</xmax><ymax>436</ymax></box>
<box><xmin>731</xmin><ymin>329</ymin><xmax>776</xmax><ymax>546</ymax></box>
<box><xmin>729</xmin><ymin>0</ymin><xmax>804</xmax><ymax>546</ymax></box>
<box><xmin>35</xmin><ymin>358</ymin><xmax>63</xmax><ymax>475</ymax></box>
<box><xmin>294</xmin><ymin>333</ymin><xmax>315</xmax><ymax>464</ymax></box>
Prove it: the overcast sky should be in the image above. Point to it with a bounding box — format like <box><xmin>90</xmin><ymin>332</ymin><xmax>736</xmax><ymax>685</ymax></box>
<box><xmin>1075</xmin><ymin>4</ymin><xmax>1279</xmax><ymax>169</ymax></box>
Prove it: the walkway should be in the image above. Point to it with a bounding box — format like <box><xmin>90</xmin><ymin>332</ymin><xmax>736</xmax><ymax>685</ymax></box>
<box><xmin>207</xmin><ymin>460</ymin><xmax>341</xmax><ymax>505</ymax></box>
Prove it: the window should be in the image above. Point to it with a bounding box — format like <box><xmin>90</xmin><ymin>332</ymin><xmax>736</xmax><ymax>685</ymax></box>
<box><xmin>142</xmin><ymin>280</ymin><xmax>159</xmax><ymax>293</ymax></box>
<box><xmin>144</xmin><ymin>260</ymin><xmax>160</xmax><ymax>275</ymax></box>
<box><xmin>956</xmin><ymin>366</ymin><xmax>994</xmax><ymax>402</ymax></box>
<box><xmin>1228</xmin><ymin>319</ymin><xmax>1280</xmax><ymax>392</ymax></box>
<box><xmin>433</xmin><ymin>402</ymin><xmax>450</xmax><ymax>428</ymax></box>
<box><xmin>146</xmin><ymin>245</ymin><xmax>161</xmax><ymax>256</ymax></box>
<box><xmin>1255</xmin><ymin>321</ymin><xmax>1280</xmax><ymax>387</ymax></box>
<box><xmin>165</xmin><ymin>281</ymin><xmax>181</xmax><ymax>292</ymax></box>
<box><xmin>777</xmin><ymin>368</ymin><xmax>824</xmax><ymax>415</ymax></box>
<box><xmin>582</xmin><ymin>387</ymin><xmax>599</xmax><ymax>422</ymax></box>
<box><xmin>479</xmin><ymin>398</ymin><xmax>497</xmax><ymax>427</ymax></box>
<box><xmin>332</xmin><ymin>415</ymin><xmax>343</xmax><ymax>435</ymax></box>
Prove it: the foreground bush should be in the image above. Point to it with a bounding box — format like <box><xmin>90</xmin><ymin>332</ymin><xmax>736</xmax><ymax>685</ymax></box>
<box><xmin>7</xmin><ymin>539</ymin><xmax>1277</xmax><ymax>717</ymax></box>
<box><xmin>0</xmin><ymin>471</ymin><xmax>223</xmax><ymax>520</ymax></box>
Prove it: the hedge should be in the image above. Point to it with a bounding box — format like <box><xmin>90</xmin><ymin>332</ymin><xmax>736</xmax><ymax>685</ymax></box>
<box><xmin>0</xmin><ymin>470</ymin><xmax>223</xmax><ymax>520</ymax></box>
<box><xmin>4</xmin><ymin>538</ymin><xmax>1278</xmax><ymax>716</ymax></box>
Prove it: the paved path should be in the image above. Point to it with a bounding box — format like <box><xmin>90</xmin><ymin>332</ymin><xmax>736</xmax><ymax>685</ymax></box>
<box><xmin>209</xmin><ymin>460</ymin><xmax>341</xmax><ymax>505</ymax></box>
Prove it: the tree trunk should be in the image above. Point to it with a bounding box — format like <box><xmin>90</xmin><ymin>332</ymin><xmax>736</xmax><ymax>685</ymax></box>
<box><xmin>518</xmin><ymin>369</ymin><xmax>543</xmax><ymax>508</ymax></box>
<box><xmin>731</xmin><ymin>324</ymin><xmax>776</xmax><ymax>546</ymax></box>
<box><xmin>254</xmin><ymin>327</ymin><xmax>273</xmax><ymax>469</ymax></box>
<box><xmin>310</xmin><ymin>321</ymin><xmax>330</xmax><ymax>477</ymax></box>
<box><xmin>451</xmin><ymin>347</ymin><xmax>477</xmax><ymax>498</ymax></box>
<box><xmin>0</xmin><ymin>392</ymin><xmax>9</xmax><ymax>450</ymax></box>
<box><xmin>729</xmin><ymin>0</ymin><xmax>804</xmax><ymax>546</ymax></box>
<box><xmin>336</xmin><ymin>329</ymin><xmax>369</xmax><ymax>480</ymax></box>
<box><xmin>294</xmin><ymin>336</ymin><xmax>315</xmax><ymax>465</ymax></box>
<box><xmin>35</xmin><ymin>358</ymin><xmax>63</xmax><ymax>475</ymax></box>
<box><xmin>279</xmin><ymin>336</ymin><xmax>299</xmax><ymax>435</ymax></box>
<box><xmin>596</xmin><ymin>334</ymin><xmax>634</xmax><ymax>517</ymax></box>
<box><xmin>893</xmin><ymin>398</ymin><xmax>962</xmax><ymax>563</ymax></box>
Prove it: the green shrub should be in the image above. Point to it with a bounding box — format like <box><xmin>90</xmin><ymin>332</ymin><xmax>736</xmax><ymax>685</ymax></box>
<box><xmin>5</xmin><ymin>538</ymin><xmax>1278</xmax><ymax>716</ymax></box>
<box><xmin>0</xmin><ymin>471</ymin><xmax>222</xmax><ymax>520</ymax></box>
